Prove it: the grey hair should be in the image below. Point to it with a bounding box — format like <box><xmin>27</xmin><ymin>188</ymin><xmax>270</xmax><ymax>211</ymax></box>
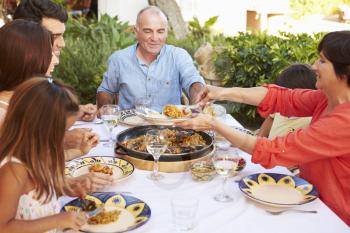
<box><xmin>135</xmin><ymin>6</ymin><xmax>168</xmax><ymax>27</ymax></box>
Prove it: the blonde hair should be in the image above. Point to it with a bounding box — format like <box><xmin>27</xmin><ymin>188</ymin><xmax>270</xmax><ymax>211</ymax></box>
<box><xmin>0</xmin><ymin>77</ymin><xmax>79</xmax><ymax>203</ymax></box>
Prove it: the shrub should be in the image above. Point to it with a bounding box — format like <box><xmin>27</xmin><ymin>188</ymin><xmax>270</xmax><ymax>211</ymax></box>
<box><xmin>53</xmin><ymin>15</ymin><xmax>135</xmax><ymax>103</ymax></box>
<box><xmin>214</xmin><ymin>31</ymin><xmax>324</xmax><ymax>125</ymax></box>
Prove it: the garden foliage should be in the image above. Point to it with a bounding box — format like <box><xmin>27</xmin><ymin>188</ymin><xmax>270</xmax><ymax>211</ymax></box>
<box><xmin>53</xmin><ymin>15</ymin><xmax>135</xmax><ymax>103</ymax></box>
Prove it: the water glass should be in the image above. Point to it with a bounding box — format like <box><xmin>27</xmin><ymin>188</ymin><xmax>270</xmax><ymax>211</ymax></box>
<box><xmin>100</xmin><ymin>104</ymin><xmax>120</xmax><ymax>147</ymax></box>
<box><xmin>134</xmin><ymin>96</ymin><xmax>152</xmax><ymax>113</ymax></box>
<box><xmin>171</xmin><ymin>197</ymin><xmax>198</xmax><ymax>231</ymax></box>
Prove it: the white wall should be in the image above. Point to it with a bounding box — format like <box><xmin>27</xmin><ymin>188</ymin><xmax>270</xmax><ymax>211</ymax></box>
<box><xmin>98</xmin><ymin>0</ymin><xmax>247</xmax><ymax>35</ymax></box>
<box><xmin>98</xmin><ymin>0</ymin><xmax>148</xmax><ymax>24</ymax></box>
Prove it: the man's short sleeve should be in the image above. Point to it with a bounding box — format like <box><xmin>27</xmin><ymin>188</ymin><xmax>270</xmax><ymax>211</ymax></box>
<box><xmin>97</xmin><ymin>53</ymin><xmax>120</xmax><ymax>95</ymax></box>
<box><xmin>175</xmin><ymin>48</ymin><xmax>205</xmax><ymax>95</ymax></box>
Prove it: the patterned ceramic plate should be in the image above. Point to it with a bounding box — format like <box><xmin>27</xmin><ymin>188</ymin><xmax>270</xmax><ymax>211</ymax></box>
<box><xmin>119</xmin><ymin>109</ymin><xmax>150</xmax><ymax>126</ymax></box>
<box><xmin>238</xmin><ymin>173</ymin><xmax>319</xmax><ymax>207</ymax></box>
<box><xmin>62</xmin><ymin>192</ymin><xmax>151</xmax><ymax>233</ymax></box>
<box><xmin>65</xmin><ymin>156</ymin><xmax>134</xmax><ymax>183</ymax></box>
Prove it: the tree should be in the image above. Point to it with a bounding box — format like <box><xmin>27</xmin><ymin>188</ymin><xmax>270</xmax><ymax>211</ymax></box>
<box><xmin>148</xmin><ymin>0</ymin><xmax>189</xmax><ymax>39</ymax></box>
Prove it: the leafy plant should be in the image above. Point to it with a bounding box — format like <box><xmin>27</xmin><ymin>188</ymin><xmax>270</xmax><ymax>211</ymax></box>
<box><xmin>188</xmin><ymin>16</ymin><xmax>218</xmax><ymax>42</ymax></box>
<box><xmin>167</xmin><ymin>16</ymin><xmax>224</xmax><ymax>57</ymax></box>
<box><xmin>53</xmin><ymin>14</ymin><xmax>135</xmax><ymax>103</ymax></box>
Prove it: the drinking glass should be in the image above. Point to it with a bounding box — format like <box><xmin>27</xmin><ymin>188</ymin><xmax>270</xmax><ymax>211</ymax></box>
<box><xmin>145</xmin><ymin>129</ymin><xmax>167</xmax><ymax>180</ymax></box>
<box><xmin>171</xmin><ymin>197</ymin><xmax>199</xmax><ymax>231</ymax></box>
<box><xmin>212</xmin><ymin>147</ymin><xmax>240</xmax><ymax>202</ymax></box>
<box><xmin>100</xmin><ymin>104</ymin><xmax>120</xmax><ymax>147</ymax></box>
<box><xmin>134</xmin><ymin>96</ymin><xmax>152</xmax><ymax>113</ymax></box>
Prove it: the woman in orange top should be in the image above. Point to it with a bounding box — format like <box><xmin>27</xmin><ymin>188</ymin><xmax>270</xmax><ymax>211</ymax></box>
<box><xmin>175</xmin><ymin>31</ymin><xmax>350</xmax><ymax>226</ymax></box>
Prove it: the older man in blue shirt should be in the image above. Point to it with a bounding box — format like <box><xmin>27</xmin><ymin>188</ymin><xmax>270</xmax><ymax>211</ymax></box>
<box><xmin>97</xmin><ymin>6</ymin><xmax>205</xmax><ymax>112</ymax></box>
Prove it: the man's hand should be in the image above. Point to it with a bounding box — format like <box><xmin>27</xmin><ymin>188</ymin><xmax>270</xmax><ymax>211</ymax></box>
<box><xmin>79</xmin><ymin>104</ymin><xmax>97</xmax><ymax>122</ymax></box>
<box><xmin>189</xmin><ymin>82</ymin><xmax>205</xmax><ymax>104</ymax></box>
<box><xmin>96</xmin><ymin>92</ymin><xmax>116</xmax><ymax>109</ymax></box>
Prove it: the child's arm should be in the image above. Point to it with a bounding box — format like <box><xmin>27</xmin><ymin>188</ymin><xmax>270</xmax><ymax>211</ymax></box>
<box><xmin>256</xmin><ymin>115</ymin><xmax>274</xmax><ymax>137</ymax></box>
<box><xmin>0</xmin><ymin>163</ymin><xmax>86</xmax><ymax>232</ymax></box>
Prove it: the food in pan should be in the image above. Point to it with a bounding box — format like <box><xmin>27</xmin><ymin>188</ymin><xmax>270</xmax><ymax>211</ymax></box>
<box><xmin>121</xmin><ymin>129</ymin><xmax>207</xmax><ymax>154</ymax></box>
<box><xmin>89</xmin><ymin>163</ymin><xmax>113</xmax><ymax>175</ymax></box>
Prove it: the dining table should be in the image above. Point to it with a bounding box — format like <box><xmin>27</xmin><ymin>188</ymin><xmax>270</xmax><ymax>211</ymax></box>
<box><xmin>61</xmin><ymin>113</ymin><xmax>349</xmax><ymax>233</ymax></box>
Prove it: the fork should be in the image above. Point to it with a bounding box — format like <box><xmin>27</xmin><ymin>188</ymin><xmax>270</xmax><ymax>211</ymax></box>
<box><xmin>266</xmin><ymin>209</ymin><xmax>317</xmax><ymax>215</ymax></box>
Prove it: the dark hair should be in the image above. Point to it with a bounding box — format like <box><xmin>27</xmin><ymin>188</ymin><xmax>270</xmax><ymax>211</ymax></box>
<box><xmin>0</xmin><ymin>77</ymin><xmax>79</xmax><ymax>202</ymax></box>
<box><xmin>276</xmin><ymin>64</ymin><xmax>317</xmax><ymax>90</ymax></box>
<box><xmin>13</xmin><ymin>0</ymin><xmax>68</xmax><ymax>23</ymax></box>
<box><xmin>318</xmin><ymin>30</ymin><xmax>350</xmax><ymax>87</ymax></box>
<box><xmin>0</xmin><ymin>19</ymin><xmax>52</xmax><ymax>91</ymax></box>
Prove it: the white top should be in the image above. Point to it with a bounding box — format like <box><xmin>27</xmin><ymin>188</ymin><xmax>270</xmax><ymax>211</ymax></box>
<box><xmin>1</xmin><ymin>157</ymin><xmax>60</xmax><ymax>233</ymax></box>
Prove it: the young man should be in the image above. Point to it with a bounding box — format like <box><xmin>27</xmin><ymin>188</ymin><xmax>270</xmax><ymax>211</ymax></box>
<box><xmin>14</xmin><ymin>0</ymin><xmax>96</xmax><ymax>122</ymax></box>
<box><xmin>97</xmin><ymin>6</ymin><xmax>205</xmax><ymax>111</ymax></box>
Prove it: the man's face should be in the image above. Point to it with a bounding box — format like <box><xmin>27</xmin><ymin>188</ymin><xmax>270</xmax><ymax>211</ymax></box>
<box><xmin>135</xmin><ymin>12</ymin><xmax>168</xmax><ymax>56</ymax></box>
<box><xmin>41</xmin><ymin>17</ymin><xmax>66</xmax><ymax>58</ymax></box>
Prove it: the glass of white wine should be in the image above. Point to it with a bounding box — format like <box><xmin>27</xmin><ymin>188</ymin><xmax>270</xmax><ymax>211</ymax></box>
<box><xmin>100</xmin><ymin>104</ymin><xmax>120</xmax><ymax>147</ymax></box>
<box><xmin>212</xmin><ymin>147</ymin><xmax>240</xmax><ymax>202</ymax></box>
<box><xmin>145</xmin><ymin>129</ymin><xmax>168</xmax><ymax>180</ymax></box>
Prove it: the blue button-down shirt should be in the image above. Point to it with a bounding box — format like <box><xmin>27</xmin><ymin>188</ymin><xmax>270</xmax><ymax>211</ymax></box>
<box><xmin>97</xmin><ymin>44</ymin><xmax>205</xmax><ymax>112</ymax></box>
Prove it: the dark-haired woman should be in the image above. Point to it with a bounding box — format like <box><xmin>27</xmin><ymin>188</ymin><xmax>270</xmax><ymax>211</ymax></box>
<box><xmin>176</xmin><ymin>31</ymin><xmax>350</xmax><ymax>226</ymax></box>
<box><xmin>0</xmin><ymin>19</ymin><xmax>57</xmax><ymax>123</ymax></box>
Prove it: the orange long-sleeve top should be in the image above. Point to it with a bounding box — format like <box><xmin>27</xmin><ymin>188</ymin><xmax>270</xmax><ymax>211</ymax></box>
<box><xmin>252</xmin><ymin>84</ymin><xmax>350</xmax><ymax>226</ymax></box>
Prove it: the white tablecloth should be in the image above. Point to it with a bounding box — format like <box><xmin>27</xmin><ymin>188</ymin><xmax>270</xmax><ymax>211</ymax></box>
<box><xmin>62</xmin><ymin>115</ymin><xmax>349</xmax><ymax>233</ymax></box>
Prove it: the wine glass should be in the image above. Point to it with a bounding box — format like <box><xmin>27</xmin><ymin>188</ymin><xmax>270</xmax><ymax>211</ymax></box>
<box><xmin>100</xmin><ymin>104</ymin><xmax>120</xmax><ymax>147</ymax></box>
<box><xmin>145</xmin><ymin>129</ymin><xmax>168</xmax><ymax>180</ymax></box>
<box><xmin>212</xmin><ymin>147</ymin><xmax>240</xmax><ymax>202</ymax></box>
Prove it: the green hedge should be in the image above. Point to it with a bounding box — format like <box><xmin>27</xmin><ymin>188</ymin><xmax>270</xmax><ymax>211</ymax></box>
<box><xmin>214</xmin><ymin>31</ymin><xmax>324</xmax><ymax>125</ymax></box>
<box><xmin>53</xmin><ymin>15</ymin><xmax>135</xmax><ymax>104</ymax></box>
